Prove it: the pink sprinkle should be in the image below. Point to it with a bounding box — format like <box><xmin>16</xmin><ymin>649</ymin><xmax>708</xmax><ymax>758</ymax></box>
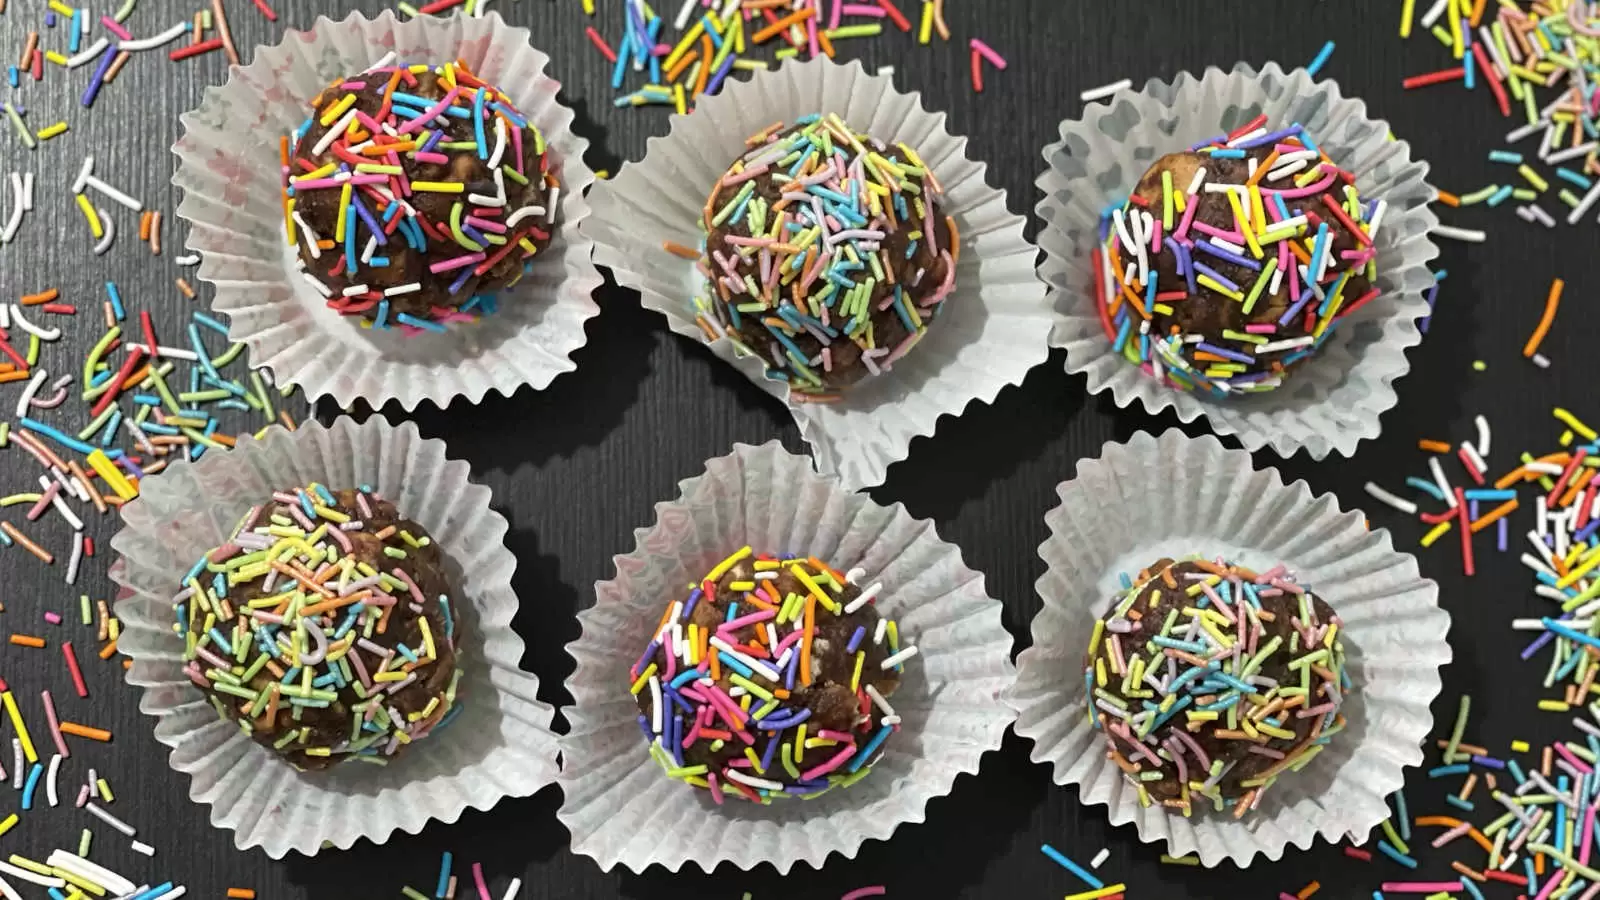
<box><xmin>969</xmin><ymin>38</ymin><xmax>1008</xmax><ymax>70</ymax></box>
<box><xmin>841</xmin><ymin>889</ymin><xmax>887</xmax><ymax>900</ymax></box>
<box><xmin>840</xmin><ymin>3</ymin><xmax>884</xmax><ymax>14</ymax></box>
<box><xmin>471</xmin><ymin>862</ymin><xmax>491</xmax><ymax>900</ymax></box>
<box><xmin>396</xmin><ymin>87</ymin><xmax>462</xmax><ymax>134</ymax></box>
<box><xmin>99</xmin><ymin>17</ymin><xmax>132</xmax><ymax>40</ymax></box>
<box><xmin>413</xmin><ymin>151</ymin><xmax>450</xmax><ymax>165</ymax></box>
<box><xmin>429</xmin><ymin>252</ymin><xmax>486</xmax><ymax>274</ymax></box>
<box><xmin>829</xmin><ymin>0</ymin><xmax>844</xmax><ymax>29</ymax></box>
<box><xmin>1584</xmin><ymin>805</ymin><xmax>1598</xmax><ymax>866</ymax></box>
<box><xmin>43</xmin><ymin>612</ymin><xmax>60</xmax><ymax>625</ymax></box>
<box><xmin>1555</xmin><ymin>741</ymin><xmax>1593</xmax><ymax>774</ymax></box>
<box><xmin>1379</xmin><ymin>883</ymin><xmax>1465</xmax><ymax>894</ymax></box>
<box><xmin>1245</xmin><ymin>323</ymin><xmax>1277</xmax><ymax>334</ymax></box>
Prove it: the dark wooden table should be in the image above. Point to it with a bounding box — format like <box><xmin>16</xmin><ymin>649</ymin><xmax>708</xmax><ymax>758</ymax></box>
<box><xmin>0</xmin><ymin>0</ymin><xmax>1589</xmax><ymax>896</ymax></box>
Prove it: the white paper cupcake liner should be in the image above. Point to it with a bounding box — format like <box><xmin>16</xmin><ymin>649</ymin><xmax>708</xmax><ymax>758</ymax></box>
<box><xmin>109</xmin><ymin>417</ymin><xmax>557</xmax><ymax>857</ymax></box>
<box><xmin>1037</xmin><ymin>62</ymin><xmax>1440</xmax><ymax>459</ymax></box>
<box><xmin>558</xmin><ymin>441</ymin><xmax>1015</xmax><ymax>872</ymax></box>
<box><xmin>582</xmin><ymin>58</ymin><xmax>1049</xmax><ymax>490</ymax></box>
<box><xmin>172</xmin><ymin>10</ymin><xmax>603</xmax><ymax>411</ymax></box>
<box><xmin>1003</xmin><ymin>429</ymin><xmax>1450</xmax><ymax>866</ymax></box>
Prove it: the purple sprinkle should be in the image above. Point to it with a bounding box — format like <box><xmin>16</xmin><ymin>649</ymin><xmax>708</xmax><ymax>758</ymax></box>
<box><xmin>1195</xmin><ymin>342</ymin><xmax>1255</xmax><ymax>365</ymax></box>
<box><xmin>1522</xmin><ymin>630</ymin><xmax>1557</xmax><ymax>661</ymax></box>
<box><xmin>1471</xmin><ymin>754</ymin><xmax>1507</xmax><ymax>769</ymax></box>
<box><xmin>845</xmin><ymin>626</ymin><xmax>866</xmax><ymax>654</ymax></box>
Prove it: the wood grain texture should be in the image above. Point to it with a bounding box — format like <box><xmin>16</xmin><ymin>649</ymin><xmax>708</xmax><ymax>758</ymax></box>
<box><xmin>0</xmin><ymin>0</ymin><xmax>1581</xmax><ymax>896</ymax></box>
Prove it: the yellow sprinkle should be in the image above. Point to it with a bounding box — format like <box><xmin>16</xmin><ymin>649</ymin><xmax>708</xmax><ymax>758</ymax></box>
<box><xmin>36</xmin><ymin>122</ymin><xmax>68</xmax><ymax>141</ymax></box>
<box><xmin>0</xmin><ymin>814</ymin><xmax>15</xmax><ymax>838</ymax></box>
<box><xmin>409</xmin><ymin>181</ymin><xmax>466</xmax><ymax>193</ymax></box>
<box><xmin>1512</xmin><ymin>740</ymin><xmax>1531</xmax><ymax>753</ymax></box>
<box><xmin>1421</xmin><ymin>520</ymin><xmax>1453</xmax><ymax>547</ymax></box>
<box><xmin>1065</xmin><ymin>887</ymin><xmax>1128</xmax><ymax>900</ymax></box>
<box><xmin>629</xmin><ymin>663</ymin><xmax>657</xmax><ymax>696</ymax></box>
<box><xmin>75</xmin><ymin>194</ymin><xmax>103</xmax><ymax>239</ymax></box>
<box><xmin>1539</xmin><ymin>700</ymin><xmax>1572</xmax><ymax>712</ymax></box>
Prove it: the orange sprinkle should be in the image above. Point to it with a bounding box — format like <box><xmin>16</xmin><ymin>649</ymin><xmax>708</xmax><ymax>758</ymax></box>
<box><xmin>1470</xmin><ymin>498</ymin><xmax>1519</xmax><ymax>533</ymax></box>
<box><xmin>1414</xmin><ymin>815</ymin><xmax>1496</xmax><ymax>853</ymax></box>
<box><xmin>1524</xmin><ymin>278</ymin><xmax>1565</xmax><ymax>358</ymax></box>
<box><xmin>7</xmin><ymin>635</ymin><xmax>43</xmax><ymax>648</ymax></box>
<box><xmin>1418</xmin><ymin>439</ymin><xmax>1453</xmax><ymax>453</ymax></box>
<box><xmin>752</xmin><ymin>7</ymin><xmax>815</xmax><ymax>43</ymax></box>
<box><xmin>0</xmin><ymin>371</ymin><xmax>32</xmax><ymax>384</ymax></box>
<box><xmin>175</xmin><ymin>278</ymin><xmax>196</xmax><ymax>299</ymax></box>
<box><xmin>662</xmin><ymin>241</ymin><xmax>701</xmax><ymax>260</ymax></box>
<box><xmin>227</xmin><ymin>891</ymin><xmax>257</xmax><ymax>900</ymax></box>
<box><xmin>1297</xmin><ymin>882</ymin><xmax>1320</xmax><ymax>899</ymax></box>
<box><xmin>139</xmin><ymin>211</ymin><xmax>152</xmax><ymax>242</ymax></box>
<box><xmin>693</xmin><ymin>35</ymin><xmax>713</xmax><ymax>97</ymax></box>
<box><xmin>664</xmin><ymin>48</ymin><xmax>698</xmax><ymax>84</ymax></box>
<box><xmin>800</xmin><ymin>596</ymin><xmax>815</xmax><ymax>687</ymax></box>
<box><xmin>19</xmin><ymin>288</ymin><xmax>58</xmax><ymax>306</ymax></box>
<box><xmin>1436</xmin><ymin>189</ymin><xmax>1462</xmax><ymax>207</ymax></box>
<box><xmin>1</xmin><ymin>523</ymin><xmax>51</xmax><ymax>564</ymax></box>
<box><xmin>98</xmin><ymin>639</ymin><xmax>117</xmax><ymax>660</ymax></box>
<box><xmin>58</xmin><ymin>722</ymin><xmax>111</xmax><ymax>742</ymax></box>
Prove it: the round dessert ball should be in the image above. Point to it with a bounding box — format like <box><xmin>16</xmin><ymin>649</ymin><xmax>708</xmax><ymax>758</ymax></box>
<box><xmin>697</xmin><ymin>114</ymin><xmax>959</xmax><ymax>396</ymax></box>
<box><xmin>1083</xmin><ymin>556</ymin><xmax>1348</xmax><ymax>815</ymax></box>
<box><xmin>631</xmin><ymin>547</ymin><xmax>915</xmax><ymax>802</ymax></box>
<box><xmin>174</xmin><ymin>484</ymin><xmax>463</xmax><ymax>771</ymax></box>
<box><xmin>1098</xmin><ymin>123</ymin><xmax>1380</xmax><ymax>396</ymax></box>
<box><xmin>283</xmin><ymin>60</ymin><xmax>560</xmax><ymax>331</ymax></box>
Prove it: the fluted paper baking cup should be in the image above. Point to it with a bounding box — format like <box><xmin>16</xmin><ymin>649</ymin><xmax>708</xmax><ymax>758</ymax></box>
<box><xmin>558</xmin><ymin>441</ymin><xmax>1015</xmax><ymax>872</ymax></box>
<box><xmin>109</xmin><ymin>417</ymin><xmax>557</xmax><ymax>857</ymax></box>
<box><xmin>582</xmin><ymin>58</ymin><xmax>1049</xmax><ymax>490</ymax></box>
<box><xmin>173</xmin><ymin>11</ymin><xmax>603</xmax><ymax>411</ymax></box>
<box><xmin>1003</xmin><ymin>429</ymin><xmax>1450</xmax><ymax>867</ymax></box>
<box><xmin>1037</xmin><ymin>63</ymin><xmax>1439</xmax><ymax>459</ymax></box>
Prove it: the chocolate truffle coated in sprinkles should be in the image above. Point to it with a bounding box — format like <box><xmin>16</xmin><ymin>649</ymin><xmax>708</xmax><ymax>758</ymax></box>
<box><xmin>283</xmin><ymin>60</ymin><xmax>560</xmax><ymax>332</ymax></box>
<box><xmin>693</xmin><ymin>115</ymin><xmax>959</xmax><ymax>397</ymax></box>
<box><xmin>632</xmin><ymin>547</ymin><xmax>914</xmax><ymax>802</ymax></box>
<box><xmin>1084</xmin><ymin>557</ymin><xmax>1349</xmax><ymax>816</ymax></box>
<box><xmin>174</xmin><ymin>484</ymin><xmax>463</xmax><ymax>771</ymax></box>
<box><xmin>1098</xmin><ymin>119</ymin><xmax>1382</xmax><ymax>396</ymax></box>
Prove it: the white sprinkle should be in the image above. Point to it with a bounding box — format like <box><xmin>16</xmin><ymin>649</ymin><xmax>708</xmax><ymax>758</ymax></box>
<box><xmin>1185</xmin><ymin>167</ymin><xmax>1207</xmax><ymax>195</ymax></box>
<box><xmin>1420</xmin><ymin>0</ymin><xmax>1450</xmax><ymax>28</ymax></box>
<box><xmin>1524</xmin><ymin>205</ymin><xmax>1557</xmax><ymax>228</ymax></box>
<box><xmin>501</xmin><ymin>879</ymin><xmax>522</xmax><ymax>900</ymax></box>
<box><xmin>1475</xmin><ymin>414</ymin><xmax>1492</xmax><ymax>458</ymax></box>
<box><xmin>44</xmin><ymin>754</ymin><xmax>59</xmax><ymax>807</ymax></box>
<box><xmin>1364</xmin><ymin>482</ymin><xmax>1419</xmax><ymax>516</ymax></box>
<box><xmin>864</xmin><ymin>683</ymin><xmax>896</xmax><ymax>718</ymax></box>
<box><xmin>879</xmin><ymin>645</ymin><xmax>919</xmax><ymax>670</ymax></box>
<box><xmin>873</xmin><ymin>616</ymin><xmax>888</xmax><ymax>645</ymax></box>
<box><xmin>16</xmin><ymin>370</ymin><xmax>46</xmax><ymax>419</ymax></box>
<box><xmin>301</xmin><ymin>272</ymin><xmax>334</xmax><ymax>299</ymax></box>
<box><xmin>876</xmin><ymin>64</ymin><xmax>894</xmax><ymax>76</ymax></box>
<box><xmin>312</xmin><ymin>109</ymin><xmax>358</xmax><ymax>157</ymax></box>
<box><xmin>1429</xmin><ymin>456</ymin><xmax>1458</xmax><ymax>508</ymax></box>
<box><xmin>1547</xmin><ymin>142</ymin><xmax>1599</xmax><ymax>165</ymax></box>
<box><xmin>1506</xmin><ymin>121</ymin><xmax>1544</xmax><ymax>143</ymax></box>
<box><xmin>92</xmin><ymin>208</ymin><xmax>116</xmax><ymax>256</ymax></box>
<box><xmin>0</xmin><ymin>861</ymin><xmax>60</xmax><ymax>888</ymax></box>
<box><xmin>844</xmin><ymin>582</ymin><xmax>881</xmax><ymax>614</ymax></box>
<box><xmin>47</xmin><ymin>850</ymin><xmax>135</xmax><ymax>894</ymax></box>
<box><xmin>341</xmin><ymin>284</ymin><xmax>370</xmax><ymax>297</ymax></box>
<box><xmin>1538</xmin><ymin>496</ymin><xmax>1550</xmax><ymax>538</ymax></box>
<box><xmin>364</xmin><ymin>52</ymin><xmax>397</xmax><ymax>73</ymax></box>
<box><xmin>85</xmin><ymin>802</ymin><xmax>136</xmax><ymax>837</ymax></box>
<box><xmin>1567</xmin><ymin>181</ymin><xmax>1600</xmax><ymax>225</ymax></box>
<box><xmin>130</xmin><ymin>840</ymin><xmax>155</xmax><ymax>857</ymax></box>
<box><xmin>174</xmin><ymin>253</ymin><xmax>201</xmax><ymax>266</ymax></box>
<box><xmin>1080</xmin><ymin>78</ymin><xmax>1132</xmax><ymax>103</ymax></box>
<box><xmin>1532</xmin><ymin>352</ymin><xmax>1552</xmax><ymax>369</ymax></box>
<box><xmin>724</xmin><ymin>769</ymin><xmax>784</xmax><ymax>792</ymax></box>
<box><xmin>124</xmin><ymin>342</ymin><xmax>198</xmax><ymax>362</ymax></box>
<box><xmin>674</xmin><ymin>0</ymin><xmax>698</xmax><ymax>29</ymax></box>
<box><xmin>65</xmin><ymin>532</ymin><xmax>82</xmax><ymax>586</ymax></box>
<box><xmin>545</xmin><ymin>186</ymin><xmax>560</xmax><ymax>224</ymax></box>
<box><xmin>648</xmin><ymin>676</ymin><xmax>662</xmax><ymax>735</ymax></box>
<box><xmin>383</xmin><ymin>283</ymin><xmax>422</xmax><ymax>297</ymax></box>
<box><xmin>504</xmin><ymin>205</ymin><xmax>545</xmax><ymax>230</ymax></box>
<box><xmin>1460</xmin><ymin>442</ymin><xmax>1490</xmax><ymax>476</ymax></box>
<box><xmin>70</xmin><ymin>157</ymin><xmax>94</xmax><ymax>195</ymax></box>
<box><xmin>83</xmin><ymin>174</ymin><xmax>142</xmax><ymax>212</ymax></box>
<box><xmin>1431</xmin><ymin>224</ymin><xmax>1488</xmax><ymax>243</ymax></box>
<box><xmin>1091</xmin><ymin>848</ymin><xmax>1111</xmax><ymax>869</ymax></box>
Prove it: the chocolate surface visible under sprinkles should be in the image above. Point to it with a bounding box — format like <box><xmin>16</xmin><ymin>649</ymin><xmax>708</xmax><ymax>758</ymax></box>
<box><xmin>282</xmin><ymin>59</ymin><xmax>560</xmax><ymax>332</ymax></box>
<box><xmin>631</xmin><ymin>547</ymin><xmax>913</xmax><ymax>802</ymax></box>
<box><xmin>1084</xmin><ymin>557</ymin><xmax>1349</xmax><ymax>817</ymax></box>
<box><xmin>174</xmin><ymin>484</ymin><xmax>463</xmax><ymax>771</ymax></box>
<box><xmin>691</xmin><ymin>115</ymin><xmax>959</xmax><ymax>397</ymax></box>
<box><xmin>1097</xmin><ymin>118</ymin><xmax>1382</xmax><ymax>396</ymax></box>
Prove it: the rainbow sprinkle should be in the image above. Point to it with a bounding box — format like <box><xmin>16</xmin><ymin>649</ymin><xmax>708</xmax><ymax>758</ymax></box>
<box><xmin>282</xmin><ymin>59</ymin><xmax>559</xmax><ymax>332</ymax></box>
<box><xmin>1096</xmin><ymin>119</ymin><xmax>1381</xmax><ymax>397</ymax></box>
<box><xmin>631</xmin><ymin>546</ymin><xmax>914</xmax><ymax>802</ymax></box>
<box><xmin>1085</xmin><ymin>557</ymin><xmax>1349</xmax><ymax>817</ymax></box>
<box><xmin>1398</xmin><ymin>0</ymin><xmax>1600</xmax><ymax>227</ymax></box>
<box><xmin>688</xmin><ymin>115</ymin><xmax>958</xmax><ymax>397</ymax></box>
<box><xmin>173</xmin><ymin>484</ymin><xmax>462</xmax><ymax>769</ymax></box>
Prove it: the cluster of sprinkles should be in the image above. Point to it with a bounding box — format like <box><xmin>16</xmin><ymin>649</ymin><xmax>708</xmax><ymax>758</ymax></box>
<box><xmin>1085</xmin><ymin>558</ymin><xmax>1349</xmax><ymax>817</ymax></box>
<box><xmin>175</xmin><ymin>484</ymin><xmax>461</xmax><ymax>767</ymax></box>
<box><xmin>1305</xmin><ymin>694</ymin><xmax>1600</xmax><ymax>899</ymax></box>
<box><xmin>282</xmin><ymin>57</ymin><xmax>559</xmax><ymax>332</ymax></box>
<box><xmin>1361</xmin><ymin>406</ymin><xmax>1600</xmax><ymax>579</ymax></box>
<box><xmin>4</xmin><ymin>0</ymin><xmax>276</xmax><ymax>251</ymax></box>
<box><xmin>1398</xmin><ymin>0</ymin><xmax>1600</xmax><ymax>231</ymax></box>
<box><xmin>1097</xmin><ymin>119</ymin><xmax>1384</xmax><ymax>396</ymax></box>
<box><xmin>631</xmin><ymin>546</ymin><xmax>914</xmax><ymax>803</ymax></box>
<box><xmin>673</xmin><ymin>115</ymin><xmax>958</xmax><ymax>398</ymax></box>
<box><xmin>558</xmin><ymin>0</ymin><xmax>1004</xmax><ymax>113</ymax></box>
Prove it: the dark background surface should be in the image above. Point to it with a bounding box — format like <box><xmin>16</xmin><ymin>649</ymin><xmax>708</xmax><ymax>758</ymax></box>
<box><xmin>0</xmin><ymin>0</ymin><xmax>1590</xmax><ymax>896</ymax></box>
